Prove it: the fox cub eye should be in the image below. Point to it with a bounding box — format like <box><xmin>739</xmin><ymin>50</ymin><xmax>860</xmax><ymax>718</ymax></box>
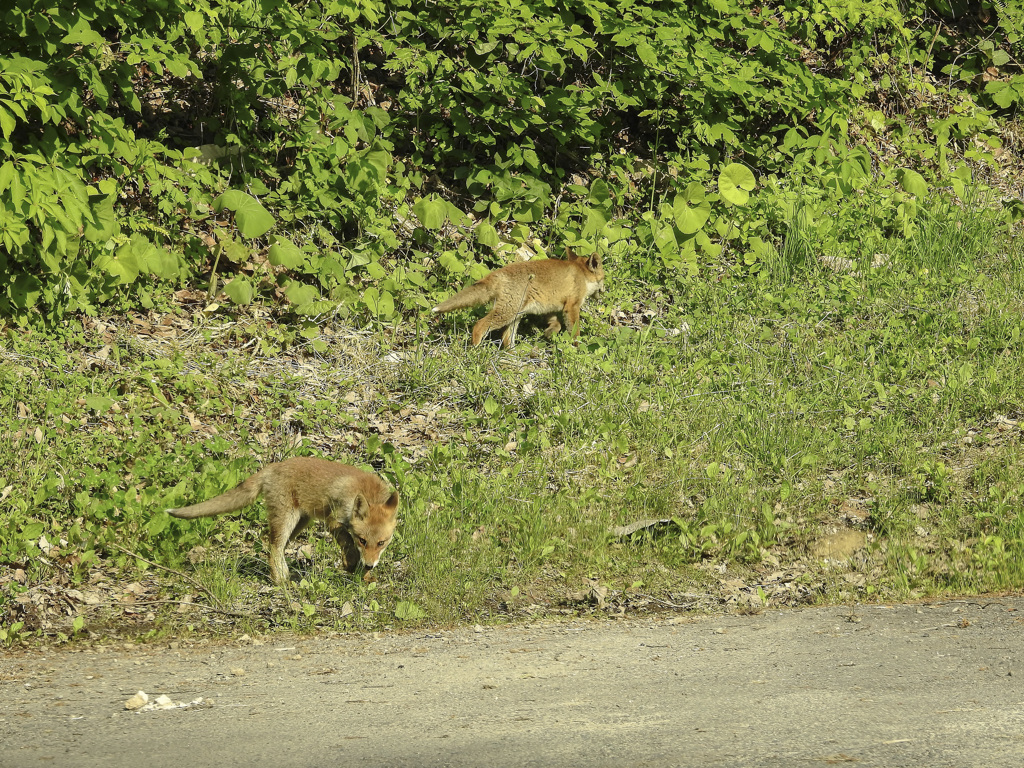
<box><xmin>357</xmin><ymin>536</ymin><xmax>367</xmax><ymax>546</ymax></box>
<box><xmin>378</xmin><ymin>540</ymin><xmax>387</xmax><ymax>547</ymax></box>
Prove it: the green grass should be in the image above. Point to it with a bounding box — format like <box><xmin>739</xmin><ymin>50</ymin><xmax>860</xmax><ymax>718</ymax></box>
<box><xmin>3</xmin><ymin>193</ymin><xmax>1024</xmax><ymax>644</ymax></box>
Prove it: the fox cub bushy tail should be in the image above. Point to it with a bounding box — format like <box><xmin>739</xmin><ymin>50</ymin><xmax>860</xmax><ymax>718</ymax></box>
<box><xmin>432</xmin><ymin>248</ymin><xmax>605</xmax><ymax>348</ymax></box>
<box><xmin>166</xmin><ymin>457</ymin><xmax>399</xmax><ymax>584</ymax></box>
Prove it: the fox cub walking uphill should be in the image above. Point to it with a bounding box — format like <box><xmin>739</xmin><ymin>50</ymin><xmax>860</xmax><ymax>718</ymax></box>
<box><xmin>166</xmin><ymin>458</ymin><xmax>399</xmax><ymax>585</ymax></box>
<box><xmin>432</xmin><ymin>249</ymin><xmax>605</xmax><ymax>348</ymax></box>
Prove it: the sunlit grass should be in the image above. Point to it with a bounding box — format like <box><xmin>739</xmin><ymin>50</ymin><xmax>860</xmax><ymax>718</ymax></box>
<box><xmin>3</xmin><ymin>194</ymin><xmax>1024</xmax><ymax>642</ymax></box>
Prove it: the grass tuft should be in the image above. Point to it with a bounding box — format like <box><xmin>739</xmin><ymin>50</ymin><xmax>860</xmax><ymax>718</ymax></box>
<box><xmin>3</xmin><ymin>191</ymin><xmax>1024</xmax><ymax>642</ymax></box>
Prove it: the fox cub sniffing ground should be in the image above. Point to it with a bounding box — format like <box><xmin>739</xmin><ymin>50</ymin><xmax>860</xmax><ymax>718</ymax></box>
<box><xmin>432</xmin><ymin>249</ymin><xmax>605</xmax><ymax>348</ymax></box>
<box><xmin>166</xmin><ymin>457</ymin><xmax>399</xmax><ymax>584</ymax></box>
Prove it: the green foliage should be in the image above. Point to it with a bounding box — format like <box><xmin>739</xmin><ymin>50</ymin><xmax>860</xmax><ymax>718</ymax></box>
<box><xmin>1</xmin><ymin>0</ymin><xmax>1021</xmax><ymax>324</ymax></box>
<box><xmin>5</xmin><ymin>192</ymin><xmax>1024</xmax><ymax>639</ymax></box>
<box><xmin>5</xmin><ymin>1</ymin><xmax>1024</xmax><ymax>639</ymax></box>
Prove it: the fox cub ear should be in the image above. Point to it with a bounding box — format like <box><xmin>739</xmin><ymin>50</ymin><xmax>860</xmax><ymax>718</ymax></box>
<box><xmin>384</xmin><ymin>490</ymin><xmax>399</xmax><ymax>512</ymax></box>
<box><xmin>351</xmin><ymin>494</ymin><xmax>369</xmax><ymax>520</ymax></box>
<box><xmin>586</xmin><ymin>252</ymin><xmax>601</xmax><ymax>270</ymax></box>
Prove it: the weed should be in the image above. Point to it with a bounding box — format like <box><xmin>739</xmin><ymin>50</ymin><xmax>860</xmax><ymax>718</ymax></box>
<box><xmin>4</xmin><ymin>189</ymin><xmax>1024</xmax><ymax>640</ymax></box>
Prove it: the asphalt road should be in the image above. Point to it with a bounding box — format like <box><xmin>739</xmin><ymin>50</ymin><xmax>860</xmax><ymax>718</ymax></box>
<box><xmin>1</xmin><ymin>599</ymin><xmax>1022</xmax><ymax>767</ymax></box>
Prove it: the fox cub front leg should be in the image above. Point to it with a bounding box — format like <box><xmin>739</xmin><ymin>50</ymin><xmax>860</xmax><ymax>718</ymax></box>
<box><xmin>328</xmin><ymin>524</ymin><xmax>362</xmax><ymax>572</ymax></box>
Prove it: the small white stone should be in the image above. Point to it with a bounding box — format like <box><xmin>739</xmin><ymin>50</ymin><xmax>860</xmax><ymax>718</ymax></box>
<box><xmin>124</xmin><ymin>691</ymin><xmax>149</xmax><ymax>710</ymax></box>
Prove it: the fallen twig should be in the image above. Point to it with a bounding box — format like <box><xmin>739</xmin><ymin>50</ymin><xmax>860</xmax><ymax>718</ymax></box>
<box><xmin>107</xmin><ymin>543</ymin><xmax>227</xmax><ymax>611</ymax></box>
<box><xmin>634</xmin><ymin>592</ymin><xmax>715</xmax><ymax>610</ymax></box>
<box><xmin>83</xmin><ymin>598</ymin><xmax>250</xmax><ymax>619</ymax></box>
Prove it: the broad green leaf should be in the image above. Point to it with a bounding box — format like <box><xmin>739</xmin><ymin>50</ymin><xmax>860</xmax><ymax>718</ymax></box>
<box><xmin>10</xmin><ymin>274</ymin><xmax>42</xmax><ymax>309</ymax></box>
<box><xmin>183</xmin><ymin>11</ymin><xmax>204</xmax><ymax>32</ymax></box>
<box><xmin>0</xmin><ymin>161</ymin><xmax>14</xmax><ymax>192</ymax></box>
<box><xmin>7</xmin><ymin>167</ymin><xmax>24</xmax><ymax>207</ymax></box>
<box><xmin>589</xmin><ymin>178</ymin><xmax>611</xmax><ymax>206</ymax></box>
<box><xmin>96</xmin><ymin>244</ymin><xmax>141</xmax><ymax>284</ymax></box>
<box><xmin>221</xmin><ymin>238</ymin><xmax>250</xmax><ymax>263</ymax></box>
<box><xmin>0</xmin><ymin>106</ymin><xmax>15</xmax><ymax>140</ymax></box>
<box><xmin>898</xmin><ymin>168</ymin><xmax>929</xmax><ymax>198</ymax></box>
<box><xmin>147</xmin><ymin>512</ymin><xmax>169</xmax><ymax>536</ymax></box>
<box><xmin>284</xmin><ymin>280</ymin><xmax>319</xmax><ymax>307</ymax></box>
<box><xmin>653</xmin><ymin>223</ymin><xmax>677</xmax><ymax>254</ymax></box>
<box><xmin>84</xmin><ymin>195</ymin><xmax>119</xmax><ymax>242</ymax></box>
<box><xmin>986</xmin><ymin>80</ymin><xmax>1015</xmax><ymax>108</ymax></box>
<box><xmin>60</xmin><ymin>18</ymin><xmax>104</xmax><ymax>46</ymax></box>
<box><xmin>363</xmin><ymin>287</ymin><xmax>394</xmax><ymax>317</ymax></box>
<box><xmin>345</xmin><ymin>148</ymin><xmax>391</xmax><ymax>194</ymax></box>
<box><xmin>582</xmin><ymin>207</ymin><xmax>609</xmax><ymax>238</ymax></box>
<box><xmin>444</xmin><ymin>200</ymin><xmax>471</xmax><ymax>227</ymax></box>
<box><xmin>142</xmin><ymin>246</ymin><xmax>180</xmax><ymax>280</ymax></box>
<box><xmin>296</xmin><ymin>300</ymin><xmax>336</xmax><ymax>317</ymax></box>
<box><xmin>84</xmin><ymin>396</ymin><xmax>114</xmax><ymax>413</ymax></box>
<box><xmin>635</xmin><ymin>42</ymin><xmax>657</xmax><ymax>67</ymax></box>
<box><xmin>394</xmin><ymin>601</ymin><xmax>425</xmax><ymax>620</ymax></box>
<box><xmin>213</xmin><ymin>190</ymin><xmax>275</xmax><ymax>238</ymax></box>
<box><xmin>672</xmin><ymin>194</ymin><xmax>712</xmax><ymax>234</ymax></box>
<box><xmin>747</xmin><ymin>236</ymin><xmax>776</xmax><ymax>263</ymax></box>
<box><xmin>678</xmin><ymin>244</ymin><xmax>698</xmax><ymax>275</ymax></box>
<box><xmin>374</xmin><ymin>290</ymin><xmax>395</xmax><ymax>318</ymax></box>
<box><xmin>718</xmin><ymin>163</ymin><xmax>757</xmax><ymax>206</ymax></box>
<box><xmin>346</xmin><ymin>251</ymin><xmax>372</xmax><ymax>269</ymax></box>
<box><xmin>130</xmin><ymin>235</ymin><xmax>178</xmax><ymax>278</ymax></box>
<box><xmin>413</xmin><ymin>194</ymin><xmax>447</xmax><ymax>230</ymax></box>
<box><xmin>268</xmin><ymin>236</ymin><xmax>305</xmax><ymax>268</ymax></box>
<box><xmin>476</xmin><ymin>221</ymin><xmax>500</xmax><ymax>248</ymax></box>
<box><xmin>165</xmin><ymin>59</ymin><xmax>190</xmax><ymax>78</ymax></box>
<box><xmin>513</xmin><ymin>200</ymin><xmax>542</xmax><ymax>223</ymax></box>
<box><xmin>223</xmin><ymin>277</ymin><xmax>254</xmax><ymax>304</ymax></box>
<box><xmin>680</xmin><ymin>182</ymin><xmax>706</xmax><ymax>203</ymax></box>
<box><xmin>950</xmin><ymin>164</ymin><xmax>972</xmax><ymax>202</ymax></box>
<box><xmin>696</xmin><ymin>230</ymin><xmax>722</xmax><ymax>258</ymax></box>
<box><xmin>438</xmin><ymin>250</ymin><xmax>464</xmax><ymax>273</ymax></box>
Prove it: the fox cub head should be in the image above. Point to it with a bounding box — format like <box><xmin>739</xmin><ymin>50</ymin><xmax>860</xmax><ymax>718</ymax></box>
<box><xmin>349</xmin><ymin>490</ymin><xmax>400</xmax><ymax>568</ymax></box>
<box><xmin>566</xmin><ymin>248</ymin><xmax>605</xmax><ymax>292</ymax></box>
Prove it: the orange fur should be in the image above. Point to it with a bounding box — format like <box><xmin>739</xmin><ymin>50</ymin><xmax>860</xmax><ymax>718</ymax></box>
<box><xmin>433</xmin><ymin>249</ymin><xmax>605</xmax><ymax>348</ymax></box>
<box><xmin>166</xmin><ymin>458</ymin><xmax>398</xmax><ymax>584</ymax></box>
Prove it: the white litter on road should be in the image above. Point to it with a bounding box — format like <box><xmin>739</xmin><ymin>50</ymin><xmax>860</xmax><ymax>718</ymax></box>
<box><xmin>124</xmin><ymin>690</ymin><xmax>204</xmax><ymax>713</ymax></box>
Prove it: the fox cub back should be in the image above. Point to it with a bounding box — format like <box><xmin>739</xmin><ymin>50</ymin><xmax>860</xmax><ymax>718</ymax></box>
<box><xmin>433</xmin><ymin>249</ymin><xmax>605</xmax><ymax>348</ymax></box>
<box><xmin>166</xmin><ymin>457</ymin><xmax>398</xmax><ymax>584</ymax></box>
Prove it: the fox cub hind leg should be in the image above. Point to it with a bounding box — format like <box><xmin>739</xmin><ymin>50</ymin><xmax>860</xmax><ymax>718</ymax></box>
<box><xmin>471</xmin><ymin>316</ymin><xmax>521</xmax><ymax>348</ymax></box>
<box><xmin>542</xmin><ymin>314</ymin><xmax>562</xmax><ymax>339</ymax></box>
<box><xmin>266</xmin><ymin>505</ymin><xmax>311</xmax><ymax>584</ymax></box>
<box><xmin>473</xmin><ymin>282</ymin><xmax>527</xmax><ymax>347</ymax></box>
<box><xmin>500</xmin><ymin>318</ymin><xmax>523</xmax><ymax>348</ymax></box>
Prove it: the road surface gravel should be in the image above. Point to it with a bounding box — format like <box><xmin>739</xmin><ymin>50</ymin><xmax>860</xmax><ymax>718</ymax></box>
<box><xmin>1</xmin><ymin>598</ymin><xmax>1022</xmax><ymax>767</ymax></box>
